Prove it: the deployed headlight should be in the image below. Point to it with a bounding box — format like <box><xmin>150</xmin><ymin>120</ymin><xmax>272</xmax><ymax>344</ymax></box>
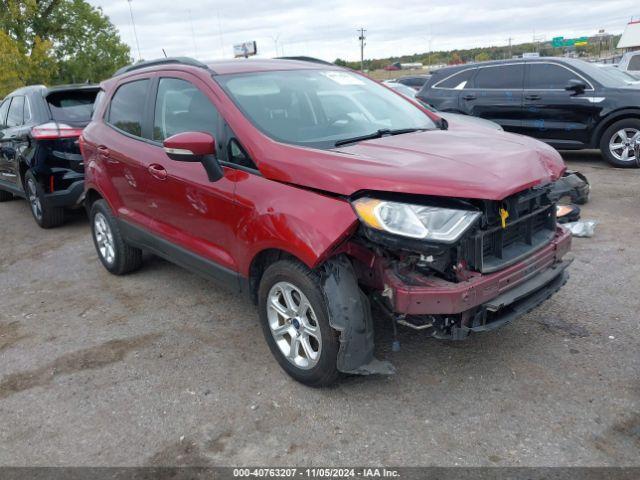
<box><xmin>352</xmin><ymin>197</ymin><xmax>480</xmax><ymax>242</ymax></box>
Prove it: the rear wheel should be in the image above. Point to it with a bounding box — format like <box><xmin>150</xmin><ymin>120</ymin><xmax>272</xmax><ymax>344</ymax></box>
<box><xmin>258</xmin><ymin>259</ymin><xmax>340</xmax><ymax>387</ymax></box>
<box><xmin>600</xmin><ymin>119</ymin><xmax>640</xmax><ymax>168</ymax></box>
<box><xmin>90</xmin><ymin>199</ymin><xmax>143</xmax><ymax>275</ymax></box>
<box><xmin>24</xmin><ymin>170</ymin><xmax>65</xmax><ymax>228</ymax></box>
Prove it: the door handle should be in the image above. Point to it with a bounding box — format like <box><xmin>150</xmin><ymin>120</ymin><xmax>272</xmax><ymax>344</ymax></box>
<box><xmin>462</xmin><ymin>94</ymin><xmax>476</xmax><ymax>100</ymax></box>
<box><xmin>525</xmin><ymin>94</ymin><xmax>541</xmax><ymax>101</ymax></box>
<box><xmin>148</xmin><ymin>163</ymin><xmax>167</xmax><ymax>180</ymax></box>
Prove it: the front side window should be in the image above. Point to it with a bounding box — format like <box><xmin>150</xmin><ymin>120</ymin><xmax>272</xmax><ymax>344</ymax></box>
<box><xmin>216</xmin><ymin>69</ymin><xmax>436</xmax><ymax>149</ymax></box>
<box><xmin>108</xmin><ymin>80</ymin><xmax>149</xmax><ymax>137</ymax></box>
<box><xmin>6</xmin><ymin>96</ymin><xmax>24</xmax><ymax>127</ymax></box>
<box><xmin>0</xmin><ymin>99</ymin><xmax>10</xmax><ymax>128</ymax></box>
<box><xmin>474</xmin><ymin>65</ymin><xmax>524</xmax><ymax>89</ymax></box>
<box><xmin>526</xmin><ymin>64</ymin><xmax>576</xmax><ymax>90</ymax></box>
<box><xmin>153</xmin><ymin>78</ymin><xmax>219</xmax><ymax>142</ymax></box>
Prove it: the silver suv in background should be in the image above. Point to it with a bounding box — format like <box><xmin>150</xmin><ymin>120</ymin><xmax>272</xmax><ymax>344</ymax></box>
<box><xmin>619</xmin><ymin>52</ymin><xmax>640</xmax><ymax>79</ymax></box>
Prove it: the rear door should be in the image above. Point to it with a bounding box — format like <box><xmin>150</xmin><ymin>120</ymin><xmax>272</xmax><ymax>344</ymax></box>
<box><xmin>0</xmin><ymin>98</ymin><xmax>12</xmax><ymax>184</ymax></box>
<box><xmin>101</xmin><ymin>77</ymin><xmax>155</xmax><ymax>221</ymax></box>
<box><xmin>521</xmin><ymin>62</ymin><xmax>596</xmax><ymax>147</ymax></box>
<box><xmin>1</xmin><ymin>96</ymin><xmax>29</xmax><ymax>186</ymax></box>
<box><xmin>417</xmin><ymin>67</ymin><xmax>475</xmax><ymax>112</ymax></box>
<box><xmin>460</xmin><ymin>64</ymin><xmax>525</xmax><ymax>133</ymax></box>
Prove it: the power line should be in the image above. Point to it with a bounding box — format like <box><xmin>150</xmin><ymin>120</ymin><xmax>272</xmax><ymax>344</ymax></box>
<box><xmin>358</xmin><ymin>28</ymin><xmax>366</xmax><ymax>71</ymax></box>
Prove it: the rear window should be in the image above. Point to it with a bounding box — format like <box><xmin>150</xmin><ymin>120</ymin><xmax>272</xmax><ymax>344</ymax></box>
<box><xmin>47</xmin><ymin>89</ymin><xmax>99</xmax><ymax>124</ymax></box>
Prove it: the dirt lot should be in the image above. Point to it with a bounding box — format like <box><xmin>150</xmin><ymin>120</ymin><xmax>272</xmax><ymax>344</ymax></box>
<box><xmin>0</xmin><ymin>151</ymin><xmax>638</xmax><ymax>467</ymax></box>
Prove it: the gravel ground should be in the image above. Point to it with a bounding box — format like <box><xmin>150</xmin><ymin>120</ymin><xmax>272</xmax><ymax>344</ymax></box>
<box><xmin>0</xmin><ymin>151</ymin><xmax>638</xmax><ymax>467</ymax></box>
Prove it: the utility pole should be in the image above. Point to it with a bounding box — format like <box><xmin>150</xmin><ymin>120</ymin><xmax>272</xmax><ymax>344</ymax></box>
<box><xmin>127</xmin><ymin>0</ymin><xmax>142</xmax><ymax>61</ymax></box>
<box><xmin>507</xmin><ymin>37</ymin><xmax>513</xmax><ymax>59</ymax></box>
<box><xmin>358</xmin><ymin>28</ymin><xmax>366</xmax><ymax>71</ymax></box>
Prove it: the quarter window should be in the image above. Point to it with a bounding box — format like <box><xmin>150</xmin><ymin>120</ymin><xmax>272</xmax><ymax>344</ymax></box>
<box><xmin>474</xmin><ymin>65</ymin><xmax>524</xmax><ymax>89</ymax></box>
<box><xmin>628</xmin><ymin>55</ymin><xmax>640</xmax><ymax>71</ymax></box>
<box><xmin>435</xmin><ymin>69</ymin><xmax>475</xmax><ymax>89</ymax></box>
<box><xmin>526</xmin><ymin>64</ymin><xmax>577</xmax><ymax>90</ymax></box>
<box><xmin>153</xmin><ymin>78</ymin><xmax>219</xmax><ymax>142</ymax></box>
<box><xmin>108</xmin><ymin>80</ymin><xmax>149</xmax><ymax>137</ymax></box>
<box><xmin>6</xmin><ymin>96</ymin><xmax>25</xmax><ymax>127</ymax></box>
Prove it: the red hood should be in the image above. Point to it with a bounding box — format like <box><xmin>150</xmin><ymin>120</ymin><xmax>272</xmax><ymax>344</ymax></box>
<box><xmin>257</xmin><ymin>128</ymin><xmax>565</xmax><ymax>201</ymax></box>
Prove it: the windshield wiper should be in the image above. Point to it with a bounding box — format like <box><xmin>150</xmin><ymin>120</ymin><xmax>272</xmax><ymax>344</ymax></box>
<box><xmin>334</xmin><ymin>128</ymin><xmax>427</xmax><ymax>147</ymax></box>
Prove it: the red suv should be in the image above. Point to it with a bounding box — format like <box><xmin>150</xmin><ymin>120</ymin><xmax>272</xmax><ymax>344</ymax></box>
<box><xmin>80</xmin><ymin>57</ymin><xmax>572</xmax><ymax>386</ymax></box>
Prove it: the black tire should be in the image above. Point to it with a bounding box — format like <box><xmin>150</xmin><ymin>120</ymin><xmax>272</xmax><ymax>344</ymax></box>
<box><xmin>258</xmin><ymin>259</ymin><xmax>340</xmax><ymax>387</ymax></box>
<box><xmin>599</xmin><ymin>119</ymin><xmax>640</xmax><ymax>168</ymax></box>
<box><xmin>24</xmin><ymin>170</ymin><xmax>65</xmax><ymax>228</ymax></box>
<box><xmin>90</xmin><ymin>199</ymin><xmax>143</xmax><ymax>275</ymax></box>
<box><xmin>0</xmin><ymin>189</ymin><xmax>13</xmax><ymax>202</ymax></box>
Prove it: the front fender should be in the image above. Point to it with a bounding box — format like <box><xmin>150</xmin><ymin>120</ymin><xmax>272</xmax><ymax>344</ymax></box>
<box><xmin>233</xmin><ymin>172</ymin><xmax>359</xmax><ymax>276</ymax></box>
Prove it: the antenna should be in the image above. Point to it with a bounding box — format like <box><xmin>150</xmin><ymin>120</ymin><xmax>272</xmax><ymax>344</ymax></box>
<box><xmin>162</xmin><ymin>48</ymin><xmax>168</xmax><ymax>58</ymax></box>
<box><xmin>188</xmin><ymin>9</ymin><xmax>199</xmax><ymax>58</ymax></box>
<box><xmin>127</xmin><ymin>0</ymin><xmax>142</xmax><ymax>61</ymax></box>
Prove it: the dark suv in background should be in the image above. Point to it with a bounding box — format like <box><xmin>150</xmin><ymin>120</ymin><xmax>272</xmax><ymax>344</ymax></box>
<box><xmin>417</xmin><ymin>58</ymin><xmax>640</xmax><ymax>167</ymax></box>
<box><xmin>0</xmin><ymin>84</ymin><xmax>99</xmax><ymax>227</ymax></box>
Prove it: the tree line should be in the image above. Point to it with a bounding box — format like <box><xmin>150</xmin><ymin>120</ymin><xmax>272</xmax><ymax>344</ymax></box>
<box><xmin>0</xmin><ymin>0</ymin><xmax>131</xmax><ymax>97</ymax></box>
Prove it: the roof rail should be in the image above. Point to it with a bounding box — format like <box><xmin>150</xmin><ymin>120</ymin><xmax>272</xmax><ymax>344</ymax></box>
<box><xmin>276</xmin><ymin>56</ymin><xmax>335</xmax><ymax>66</ymax></box>
<box><xmin>113</xmin><ymin>57</ymin><xmax>210</xmax><ymax>77</ymax></box>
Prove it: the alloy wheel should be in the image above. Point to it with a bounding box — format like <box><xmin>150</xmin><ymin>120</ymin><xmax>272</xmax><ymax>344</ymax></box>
<box><xmin>94</xmin><ymin>212</ymin><xmax>116</xmax><ymax>265</ymax></box>
<box><xmin>609</xmin><ymin>128</ymin><xmax>640</xmax><ymax>163</ymax></box>
<box><xmin>26</xmin><ymin>178</ymin><xmax>42</xmax><ymax>220</ymax></box>
<box><xmin>266</xmin><ymin>281</ymin><xmax>322</xmax><ymax>370</ymax></box>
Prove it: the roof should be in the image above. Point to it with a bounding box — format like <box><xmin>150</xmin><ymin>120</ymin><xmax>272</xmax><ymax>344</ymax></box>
<box><xmin>618</xmin><ymin>20</ymin><xmax>640</xmax><ymax>49</ymax></box>
<box><xmin>113</xmin><ymin>57</ymin><xmax>341</xmax><ymax>79</ymax></box>
<box><xmin>4</xmin><ymin>83</ymin><xmax>97</xmax><ymax>97</ymax></box>
<box><xmin>431</xmin><ymin>57</ymin><xmax>588</xmax><ymax>75</ymax></box>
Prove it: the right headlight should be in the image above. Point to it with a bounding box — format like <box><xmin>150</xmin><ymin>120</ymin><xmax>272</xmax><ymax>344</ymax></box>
<box><xmin>352</xmin><ymin>197</ymin><xmax>480</xmax><ymax>243</ymax></box>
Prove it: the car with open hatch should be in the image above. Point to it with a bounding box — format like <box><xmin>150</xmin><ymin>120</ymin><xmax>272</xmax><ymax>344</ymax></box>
<box><xmin>0</xmin><ymin>84</ymin><xmax>99</xmax><ymax>227</ymax></box>
<box><xmin>80</xmin><ymin>57</ymin><xmax>572</xmax><ymax>387</ymax></box>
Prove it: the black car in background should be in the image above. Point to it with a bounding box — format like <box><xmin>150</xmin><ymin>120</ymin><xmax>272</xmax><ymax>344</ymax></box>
<box><xmin>0</xmin><ymin>84</ymin><xmax>99</xmax><ymax>227</ymax></box>
<box><xmin>417</xmin><ymin>58</ymin><xmax>640</xmax><ymax>167</ymax></box>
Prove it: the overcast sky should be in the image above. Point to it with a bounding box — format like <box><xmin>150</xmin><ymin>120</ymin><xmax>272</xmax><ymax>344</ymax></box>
<box><xmin>87</xmin><ymin>0</ymin><xmax>638</xmax><ymax>62</ymax></box>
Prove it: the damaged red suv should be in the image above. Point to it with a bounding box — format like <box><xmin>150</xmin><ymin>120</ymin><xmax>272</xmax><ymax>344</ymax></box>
<box><xmin>80</xmin><ymin>58</ymin><xmax>571</xmax><ymax>386</ymax></box>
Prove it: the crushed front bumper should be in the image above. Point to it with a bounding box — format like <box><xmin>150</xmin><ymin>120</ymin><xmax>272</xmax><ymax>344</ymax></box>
<box><xmin>382</xmin><ymin>226</ymin><xmax>572</xmax><ymax>322</ymax></box>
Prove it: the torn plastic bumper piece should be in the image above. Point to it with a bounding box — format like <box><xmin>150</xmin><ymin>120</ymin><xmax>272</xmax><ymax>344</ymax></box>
<box><xmin>320</xmin><ymin>255</ymin><xmax>395</xmax><ymax>376</ymax></box>
<box><xmin>382</xmin><ymin>226</ymin><xmax>572</xmax><ymax>316</ymax></box>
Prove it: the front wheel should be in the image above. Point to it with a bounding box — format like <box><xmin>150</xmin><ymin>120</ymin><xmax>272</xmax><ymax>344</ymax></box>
<box><xmin>24</xmin><ymin>170</ymin><xmax>65</xmax><ymax>228</ymax></box>
<box><xmin>258</xmin><ymin>259</ymin><xmax>340</xmax><ymax>387</ymax></box>
<box><xmin>600</xmin><ymin>119</ymin><xmax>640</xmax><ymax>168</ymax></box>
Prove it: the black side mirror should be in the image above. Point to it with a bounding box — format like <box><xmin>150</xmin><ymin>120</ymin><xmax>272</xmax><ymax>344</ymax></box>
<box><xmin>565</xmin><ymin>79</ymin><xmax>587</xmax><ymax>95</ymax></box>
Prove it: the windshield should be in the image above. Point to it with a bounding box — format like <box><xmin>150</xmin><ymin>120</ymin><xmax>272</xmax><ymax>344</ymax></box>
<box><xmin>216</xmin><ymin>69</ymin><xmax>436</xmax><ymax>149</ymax></box>
<box><xmin>596</xmin><ymin>66</ymin><xmax>640</xmax><ymax>85</ymax></box>
<box><xmin>575</xmin><ymin>61</ymin><xmax>639</xmax><ymax>88</ymax></box>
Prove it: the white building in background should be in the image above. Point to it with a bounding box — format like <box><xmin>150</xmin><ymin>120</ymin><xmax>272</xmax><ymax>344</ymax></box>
<box><xmin>617</xmin><ymin>19</ymin><xmax>640</xmax><ymax>51</ymax></box>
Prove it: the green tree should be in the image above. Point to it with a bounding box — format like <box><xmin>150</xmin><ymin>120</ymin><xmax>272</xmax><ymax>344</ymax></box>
<box><xmin>0</xmin><ymin>0</ymin><xmax>130</xmax><ymax>96</ymax></box>
<box><xmin>475</xmin><ymin>52</ymin><xmax>490</xmax><ymax>62</ymax></box>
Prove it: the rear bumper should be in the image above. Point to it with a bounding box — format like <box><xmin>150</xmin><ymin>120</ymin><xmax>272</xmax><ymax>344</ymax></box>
<box><xmin>44</xmin><ymin>179</ymin><xmax>84</xmax><ymax>207</ymax></box>
<box><xmin>383</xmin><ymin>226</ymin><xmax>572</xmax><ymax>316</ymax></box>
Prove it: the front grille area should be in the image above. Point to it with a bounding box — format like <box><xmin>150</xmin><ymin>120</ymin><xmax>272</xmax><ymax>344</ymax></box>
<box><xmin>463</xmin><ymin>187</ymin><xmax>556</xmax><ymax>273</ymax></box>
